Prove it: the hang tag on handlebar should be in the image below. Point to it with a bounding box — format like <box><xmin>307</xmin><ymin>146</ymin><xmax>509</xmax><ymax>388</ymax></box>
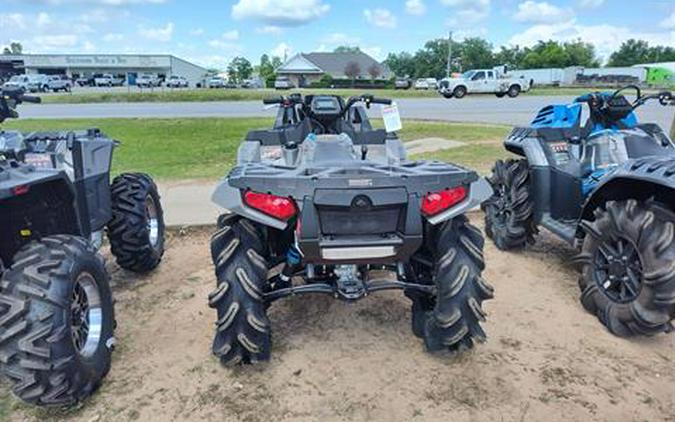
<box><xmin>382</xmin><ymin>102</ymin><xmax>402</xmax><ymax>133</ymax></box>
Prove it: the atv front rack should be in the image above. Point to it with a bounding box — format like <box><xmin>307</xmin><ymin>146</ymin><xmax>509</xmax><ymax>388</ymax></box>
<box><xmin>264</xmin><ymin>277</ymin><xmax>435</xmax><ymax>302</ymax></box>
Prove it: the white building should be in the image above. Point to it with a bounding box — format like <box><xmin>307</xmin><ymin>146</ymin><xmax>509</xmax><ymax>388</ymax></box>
<box><xmin>0</xmin><ymin>54</ymin><xmax>208</xmax><ymax>86</ymax></box>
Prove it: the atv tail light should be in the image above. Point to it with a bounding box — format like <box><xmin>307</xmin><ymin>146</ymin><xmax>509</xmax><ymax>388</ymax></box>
<box><xmin>421</xmin><ymin>186</ymin><xmax>467</xmax><ymax>217</ymax></box>
<box><xmin>243</xmin><ymin>191</ymin><xmax>297</xmax><ymax>221</ymax></box>
<box><xmin>11</xmin><ymin>185</ymin><xmax>30</xmax><ymax>196</ymax></box>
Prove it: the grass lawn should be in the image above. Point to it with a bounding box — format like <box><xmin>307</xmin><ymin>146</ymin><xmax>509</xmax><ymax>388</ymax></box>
<box><xmin>5</xmin><ymin>118</ymin><xmax>512</xmax><ymax>180</ymax></box>
<box><xmin>41</xmin><ymin>86</ymin><xmax>605</xmax><ymax>104</ymax></box>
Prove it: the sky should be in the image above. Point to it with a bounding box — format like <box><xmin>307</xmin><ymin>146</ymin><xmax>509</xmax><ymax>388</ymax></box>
<box><xmin>0</xmin><ymin>0</ymin><xmax>673</xmax><ymax>69</ymax></box>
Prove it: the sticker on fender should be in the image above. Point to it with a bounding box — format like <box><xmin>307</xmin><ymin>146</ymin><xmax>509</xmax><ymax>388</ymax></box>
<box><xmin>382</xmin><ymin>103</ymin><xmax>402</xmax><ymax>133</ymax></box>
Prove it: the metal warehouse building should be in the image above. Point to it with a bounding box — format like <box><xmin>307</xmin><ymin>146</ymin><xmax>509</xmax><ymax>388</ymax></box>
<box><xmin>0</xmin><ymin>54</ymin><xmax>208</xmax><ymax>86</ymax></box>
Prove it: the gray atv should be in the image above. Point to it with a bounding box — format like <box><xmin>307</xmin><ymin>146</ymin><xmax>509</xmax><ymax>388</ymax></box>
<box><xmin>209</xmin><ymin>93</ymin><xmax>494</xmax><ymax>364</ymax></box>
<box><xmin>0</xmin><ymin>87</ymin><xmax>165</xmax><ymax>406</ymax></box>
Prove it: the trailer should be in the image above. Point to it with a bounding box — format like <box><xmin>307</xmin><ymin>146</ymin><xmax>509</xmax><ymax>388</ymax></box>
<box><xmin>505</xmin><ymin>68</ymin><xmax>564</xmax><ymax>87</ymax></box>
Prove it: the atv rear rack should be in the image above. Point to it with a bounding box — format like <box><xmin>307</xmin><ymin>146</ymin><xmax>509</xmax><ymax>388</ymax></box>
<box><xmin>264</xmin><ymin>278</ymin><xmax>435</xmax><ymax>302</ymax></box>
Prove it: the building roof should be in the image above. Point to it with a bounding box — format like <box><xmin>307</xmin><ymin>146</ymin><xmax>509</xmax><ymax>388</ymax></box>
<box><xmin>278</xmin><ymin>51</ymin><xmax>390</xmax><ymax>79</ymax></box>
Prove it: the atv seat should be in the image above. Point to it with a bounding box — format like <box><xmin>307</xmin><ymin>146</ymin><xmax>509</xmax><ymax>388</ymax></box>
<box><xmin>245</xmin><ymin>119</ymin><xmax>312</xmax><ymax>146</ymax></box>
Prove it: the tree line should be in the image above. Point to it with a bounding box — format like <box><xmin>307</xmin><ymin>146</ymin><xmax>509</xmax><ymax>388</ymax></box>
<box><xmin>384</xmin><ymin>38</ymin><xmax>675</xmax><ymax>79</ymax></box>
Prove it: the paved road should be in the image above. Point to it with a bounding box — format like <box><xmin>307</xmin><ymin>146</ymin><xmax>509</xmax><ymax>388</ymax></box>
<box><xmin>20</xmin><ymin>96</ymin><xmax>675</xmax><ymax>130</ymax></box>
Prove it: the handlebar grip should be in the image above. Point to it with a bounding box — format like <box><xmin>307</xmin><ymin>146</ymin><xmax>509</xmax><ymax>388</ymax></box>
<box><xmin>21</xmin><ymin>95</ymin><xmax>42</xmax><ymax>104</ymax></box>
<box><xmin>371</xmin><ymin>98</ymin><xmax>392</xmax><ymax>105</ymax></box>
<box><xmin>262</xmin><ymin>96</ymin><xmax>282</xmax><ymax>105</ymax></box>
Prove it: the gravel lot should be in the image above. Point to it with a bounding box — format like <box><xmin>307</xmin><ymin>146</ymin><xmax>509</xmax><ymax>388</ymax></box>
<box><xmin>4</xmin><ymin>216</ymin><xmax>673</xmax><ymax>422</ymax></box>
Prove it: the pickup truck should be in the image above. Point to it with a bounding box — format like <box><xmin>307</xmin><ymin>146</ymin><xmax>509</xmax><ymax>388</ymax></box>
<box><xmin>46</xmin><ymin>75</ymin><xmax>72</xmax><ymax>92</ymax></box>
<box><xmin>166</xmin><ymin>75</ymin><xmax>188</xmax><ymax>88</ymax></box>
<box><xmin>137</xmin><ymin>74</ymin><xmax>162</xmax><ymax>88</ymax></box>
<box><xmin>2</xmin><ymin>75</ymin><xmax>31</xmax><ymax>91</ymax></box>
<box><xmin>438</xmin><ymin>69</ymin><xmax>529</xmax><ymax>99</ymax></box>
<box><xmin>94</xmin><ymin>73</ymin><xmax>125</xmax><ymax>87</ymax></box>
<box><xmin>414</xmin><ymin>78</ymin><xmax>438</xmax><ymax>90</ymax></box>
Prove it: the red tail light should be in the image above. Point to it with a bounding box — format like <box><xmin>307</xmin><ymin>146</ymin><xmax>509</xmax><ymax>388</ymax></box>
<box><xmin>11</xmin><ymin>185</ymin><xmax>30</xmax><ymax>196</ymax></box>
<box><xmin>243</xmin><ymin>191</ymin><xmax>297</xmax><ymax>221</ymax></box>
<box><xmin>421</xmin><ymin>186</ymin><xmax>467</xmax><ymax>217</ymax></box>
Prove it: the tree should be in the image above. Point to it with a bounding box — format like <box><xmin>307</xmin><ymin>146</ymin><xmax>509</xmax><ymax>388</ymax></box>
<box><xmin>367</xmin><ymin>63</ymin><xmax>381</xmax><ymax>81</ymax></box>
<box><xmin>344</xmin><ymin>61</ymin><xmax>361</xmax><ymax>86</ymax></box>
<box><xmin>608</xmin><ymin>39</ymin><xmax>651</xmax><ymax>66</ymax></box>
<box><xmin>459</xmin><ymin>38</ymin><xmax>496</xmax><ymax>70</ymax></box>
<box><xmin>608</xmin><ymin>39</ymin><xmax>675</xmax><ymax>66</ymax></box>
<box><xmin>413</xmin><ymin>39</ymin><xmax>450</xmax><ymax>79</ymax></box>
<box><xmin>384</xmin><ymin>51</ymin><xmax>415</xmax><ymax>77</ymax></box>
<box><xmin>227</xmin><ymin>56</ymin><xmax>253</xmax><ymax>83</ymax></box>
<box><xmin>2</xmin><ymin>42</ymin><xmax>23</xmax><ymax>55</ymax></box>
<box><xmin>564</xmin><ymin>40</ymin><xmax>600</xmax><ymax>67</ymax></box>
<box><xmin>494</xmin><ymin>45</ymin><xmax>528</xmax><ymax>69</ymax></box>
<box><xmin>334</xmin><ymin>46</ymin><xmax>361</xmax><ymax>54</ymax></box>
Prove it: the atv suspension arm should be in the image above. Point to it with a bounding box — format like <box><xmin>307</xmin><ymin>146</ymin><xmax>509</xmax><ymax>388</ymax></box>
<box><xmin>264</xmin><ymin>278</ymin><xmax>436</xmax><ymax>302</ymax></box>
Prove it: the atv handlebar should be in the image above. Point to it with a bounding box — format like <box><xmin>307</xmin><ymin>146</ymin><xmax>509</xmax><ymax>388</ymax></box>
<box><xmin>575</xmin><ymin>84</ymin><xmax>673</xmax><ymax>110</ymax></box>
<box><xmin>340</xmin><ymin>95</ymin><xmax>392</xmax><ymax>118</ymax></box>
<box><xmin>19</xmin><ymin>94</ymin><xmax>41</xmax><ymax>104</ymax></box>
<box><xmin>1</xmin><ymin>87</ymin><xmax>42</xmax><ymax>104</ymax></box>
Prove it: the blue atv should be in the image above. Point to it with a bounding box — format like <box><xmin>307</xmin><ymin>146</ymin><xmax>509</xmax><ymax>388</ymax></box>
<box><xmin>483</xmin><ymin>85</ymin><xmax>675</xmax><ymax>337</ymax></box>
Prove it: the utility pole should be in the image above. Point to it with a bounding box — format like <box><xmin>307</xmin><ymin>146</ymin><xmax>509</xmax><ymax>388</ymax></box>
<box><xmin>447</xmin><ymin>31</ymin><xmax>453</xmax><ymax>78</ymax></box>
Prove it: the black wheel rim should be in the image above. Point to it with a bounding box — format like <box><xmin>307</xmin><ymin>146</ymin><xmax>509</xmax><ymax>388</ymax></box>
<box><xmin>593</xmin><ymin>236</ymin><xmax>643</xmax><ymax>303</ymax></box>
<box><xmin>71</xmin><ymin>272</ymin><xmax>103</xmax><ymax>357</ymax></box>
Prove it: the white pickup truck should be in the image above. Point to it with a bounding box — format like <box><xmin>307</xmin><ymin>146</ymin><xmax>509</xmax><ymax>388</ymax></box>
<box><xmin>94</xmin><ymin>73</ymin><xmax>125</xmax><ymax>87</ymax></box>
<box><xmin>438</xmin><ymin>69</ymin><xmax>530</xmax><ymax>99</ymax></box>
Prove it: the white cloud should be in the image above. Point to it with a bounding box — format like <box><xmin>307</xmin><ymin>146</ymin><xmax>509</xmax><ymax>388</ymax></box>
<box><xmin>578</xmin><ymin>0</ymin><xmax>604</xmax><ymax>7</ymax></box>
<box><xmin>138</xmin><ymin>22</ymin><xmax>174</xmax><ymax>42</ymax></box>
<box><xmin>271</xmin><ymin>42</ymin><xmax>291</xmax><ymax>59</ymax></box>
<box><xmin>99</xmin><ymin>0</ymin><xmax>166</xmax><ymax>5</ymax></box>
<box><xmin>221</xmin><ymin>30</ymin><xmax>240</xmax><ymax>41</ymax></box>
<box><xmin>661</xmin><ymin>12</ymin><xmax>675</xmax><ymax>30</ymax></box>
<box><xmin>33</xmin><ymin>34</ymin><xmax>79</xmax><ymax>48</ymax></box>
<box><xmin>37</xmin><ymin>12</ymin><xmax>52</xmax><ymax>26</ymax></box>
<box><xmin>440</xmin><ymin>0</ymin><xmax>489</xmax><ymax>7</ymax></box>
<box><xmin>508</xmin><ymin>20</ymin><xmax>675</xmax><ymax>61</ymax></box>
<box><xmin>442</xmin><ymin>0</ymin><xmax>490</xmax><ymax>28</ymax></box>
<box><xmin>79</xmin><ymin>9</ymin><xmax>109</xmax><ymax>23</ymax></box>
<box><xmin>189</xmin><ymin>28</ymin><xmax>205</xmax><ymax>36</ymax></box>
<box><xmin>405</xmin><ymin>0</ymin><xmax>426</xmax><ymax>16</ymax></box>
<box><xmin>29</xmin><ymin>0</ymin><xmax>164</xmax><ymax>3</ymax></box>
<box><xmin>232</xmin><ymin>0</ymin><xmax>329</xmax><ymax>27</ymax></box>
<box><xmin>513</xmin><ymin>1</ymin><xmax>573</xmax><ymax>24</ymax></box>
<box><xmin>321</xmin><ymin>32</ymin><xmax>360</xmax><ymax>45</ymax></box>
<box><xmin>82</xmin><ymin>40</ymin><xmax>96</xmax><ymax>52</ymax></box>
<box><xmin>361</xmin><ymin>46</ymin><xmax>384</xmax><ymax>61</ymax></box>
<box><xmin>103</xmin><ymin>33</ymin><xmax>124</xmax><ymax>42</ymax></box>
<box><xmin>256</xmin><ymin>25</ymin><xmax>283</xmax><ymax>34</ymax></box>
<box><xmin>207</xmin><ymin>39</ymin><xmax>241</xmax><ymax>51</ymax></box>
<box><xmin>0</xmin><ymin>13</ymin><xmax>27</xmax><ymax>30</ymax></box>
<box><xmin>364</xmin><ymin>8</ymin><xmax>397</xmax><ymax>29</ymax></box>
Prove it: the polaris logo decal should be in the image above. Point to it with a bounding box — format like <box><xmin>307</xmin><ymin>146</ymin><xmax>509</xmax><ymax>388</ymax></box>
<box><xmin>348</xmin><ymin>179</ymin><xmax>373</xmax><ymax>187</ymax></box>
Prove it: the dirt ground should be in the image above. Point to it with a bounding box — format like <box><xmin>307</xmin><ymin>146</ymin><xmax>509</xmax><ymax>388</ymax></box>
<box><xmin>4</xmin><ymin>215</ymin><xmax>674</xmax><ymax>422</ymax></box>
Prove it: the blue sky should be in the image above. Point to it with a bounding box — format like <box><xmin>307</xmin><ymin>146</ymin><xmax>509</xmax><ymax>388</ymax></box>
<box><xmin>1</xmin><ymin>0</ymin><xmax>673</xmax><ymax>68</ymax></box>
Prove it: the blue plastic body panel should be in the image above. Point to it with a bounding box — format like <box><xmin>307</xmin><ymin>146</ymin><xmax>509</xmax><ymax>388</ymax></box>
<box><xmin>531</xmin><ymin>104</ymin><xmax>581</xmax><ymax>129</ymax></box>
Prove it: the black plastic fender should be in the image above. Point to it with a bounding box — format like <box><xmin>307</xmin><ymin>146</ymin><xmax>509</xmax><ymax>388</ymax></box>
<box><xmin>579</xmin><ymin>156</ymin><xmax>675</xmax><ymax>226</ymax></box>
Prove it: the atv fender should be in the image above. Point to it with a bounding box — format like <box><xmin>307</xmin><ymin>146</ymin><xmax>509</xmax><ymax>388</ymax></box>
<box><xmin>580</xmin><ymin>157</ymin><xmax>675</xmax><ymax>225</ymax></box>
<box><xmin>426</xmin><ymin>178</ymin><xmax>493</xmax><ymax>225</ymax></box>
<box><xmin>503</xmin><ymin>128</ymin><xmax>548</xmax><ymax>164</ymax></box>
<box><xmin>211</xmin><ymin>181</ymin><xmax>289</xmax><ymax>230</ymax></box>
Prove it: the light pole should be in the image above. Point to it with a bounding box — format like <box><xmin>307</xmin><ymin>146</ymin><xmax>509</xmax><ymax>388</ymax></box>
<box><xmin>447</xmin><ymin>31</ymin><xmax>453</xmax><ymax>78</ymax></box>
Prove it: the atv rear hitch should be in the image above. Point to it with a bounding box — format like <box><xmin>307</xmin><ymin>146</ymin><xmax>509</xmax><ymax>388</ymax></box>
<box><xmin>264</xmin><ymin>278</ymin><xmax>435</xmax><ymax>302</ymax></box>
